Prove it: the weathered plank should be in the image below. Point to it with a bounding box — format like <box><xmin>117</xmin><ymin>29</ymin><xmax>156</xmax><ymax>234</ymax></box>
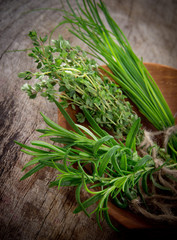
<box><xmin>0</xmin><ymin>0</ymin><xmax>177</xmax><ymax>239</ymax></box>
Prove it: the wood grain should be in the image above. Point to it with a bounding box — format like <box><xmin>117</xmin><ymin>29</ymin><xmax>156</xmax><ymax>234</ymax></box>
<box><xmin>0</xmin><ymin>0</ymin><xmax>177</xmax><ymax>239</ymax></box>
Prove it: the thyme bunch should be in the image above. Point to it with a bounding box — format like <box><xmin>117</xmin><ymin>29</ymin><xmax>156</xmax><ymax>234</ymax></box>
<box><xmin>19</xmin><ymin>32</ymin><xmax>142</xmax><ymax>141</ymax></box>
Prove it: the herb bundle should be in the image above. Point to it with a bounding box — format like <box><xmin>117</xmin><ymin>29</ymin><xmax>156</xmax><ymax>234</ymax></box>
<box><xmin>16</xmin><ymin>0</ymin><xmax>177</xmax><ymax>230</ymax></box>
<box><xmin>16</xmin><ymin>100</ymin><xmax>177</xmax><ymax>230</ymax></box>
<box><xmin>61</xmin><ymin>0</ymin><xmax>177</xmax><ymax>160</ymax></box>
<box><xmin>19</xmin><ymin>32</ymin><xmax>142</xmax><ymax>141</ymax></box>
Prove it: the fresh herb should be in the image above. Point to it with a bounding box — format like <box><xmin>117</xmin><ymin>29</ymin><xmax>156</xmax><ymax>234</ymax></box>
<box><xmin>16</xmin><ymin>100</ymin><xmax>176</xmax><ymax>230</ymax></box>
<box><xmin>19</xmin><ymin>32</ymin><xmax>142</xmax><ymax>142</ymax></box>
<box><xmin>61</xmin><ymin>0</ymin><xmax>176</xmax><ymax>160</ymax></box>
<box><xmin>15</xmin><ymin>1</ymin><xmax>177</xmax><ymax>230</ymax></box>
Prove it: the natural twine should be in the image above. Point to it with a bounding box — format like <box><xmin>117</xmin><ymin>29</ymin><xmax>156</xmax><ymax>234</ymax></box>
<box><xmin>130</xmin><ymin>125</ymin><xmax>177</xmax><ymax>224</ymax></box>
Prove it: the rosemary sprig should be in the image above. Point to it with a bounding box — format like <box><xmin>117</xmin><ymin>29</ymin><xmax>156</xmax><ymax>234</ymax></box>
<box><xmin>16</xmin><ymin>101</ymin><xmax>176</xmax><ymax>230</ymax></box>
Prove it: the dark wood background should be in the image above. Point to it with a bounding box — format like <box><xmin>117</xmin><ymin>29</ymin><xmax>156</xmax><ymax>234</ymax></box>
<box><xmin>0</xmin><ymin>0</ymin><xmax>177</xmax><ymax>239</ymax></box>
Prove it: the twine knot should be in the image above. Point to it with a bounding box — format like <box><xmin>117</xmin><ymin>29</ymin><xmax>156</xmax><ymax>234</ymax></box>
<box><xmin>131</xmin><ymin>125</ymin><xmax>177</xmax><ymax>223</ymax></box>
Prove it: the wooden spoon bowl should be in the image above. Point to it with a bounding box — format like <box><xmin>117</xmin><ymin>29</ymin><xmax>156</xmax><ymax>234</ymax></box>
<box><xmin>58</xmin><ymin>63</ymin><xmax>177</xmax><ymax>229</ymax></box>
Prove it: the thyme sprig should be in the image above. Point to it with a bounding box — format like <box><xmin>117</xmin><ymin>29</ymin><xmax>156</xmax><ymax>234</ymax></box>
<box><xmin>16</xmin><ymin>100</ymin><xmax>176</xmax><ymax>230</ymax></box>
<box><xmin>19</xmin><ymin>32</ymin><xmax>142</xmax><ymax>141</ymax></box>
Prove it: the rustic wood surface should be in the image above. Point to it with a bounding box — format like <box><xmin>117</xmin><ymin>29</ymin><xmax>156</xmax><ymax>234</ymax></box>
<box><xmin>0</xmin><ymin>0</ymin><xmax>177</xmax><ymax>240</ymax></box>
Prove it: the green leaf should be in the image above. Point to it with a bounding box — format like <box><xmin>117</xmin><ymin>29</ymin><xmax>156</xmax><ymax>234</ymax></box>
<box><xmin>93</xmin><ymin>135</ymin><xmax>114</xmax><ymax>155</ymax></box>
<box><xmin>126</xmin><ymin>118</ymin><xmax>140</xmax><ymax>149</ymax></box>
<box><xmin>28</xmin><ymin>30</ymin><xmax>37</xmax><ymax>41</ymax></box>
<box><xmin>98</xmin><ymin>145</ymin><xmax>119</xmax><ymax>176</ymax></box>
<box><xmin>83</xmin><ymin>108</ymin><xmax>117</xmax><ymax>146</ymax></box>
<box><xmin>73</xmin><ymin>193</ymin><xmax>103</xmax><ymax>214</ymax></box>
<box><xmin>124</xmin><ymin>183</ymin><xmax>136</xmax><ymax>200</ymax></box>
<box><xmin>114</xmin><ymin>176</ymin><xmax>127</xmax><ymax>190</ymax></box>
<box><xmin>103</xmin><ymin>196</ymin><xmax>118</xmax><ymax>231</ymax></box>
<box><xmin>40</xmin><ymin>112</ymin><xmax>75</xmax><ymax>138</ymax></box>
<box><xmin>112</xmin><ymin>195</ymin><xmax>128</xmax><ymax>208</ymax></box>
<box><xmin>151</xmin><ymin>175</ymin><xmax>170</xmax><ymax>191</ymax></box>
<box><xmin>96</xmin><ymin>207</ymin><xmax>103</xmax><ymax>231</ymax></box>
<box><xmin>111</xmin><ymin>154</ymin><xmax>123</xmax><ymax>175</ymax></box>
<box><xmin>39</xmin><ymin>160</ymin><xmax>78</xmax><ymax>174</ymax></box>
<box><xmin>37</xmin><ymin>62</ymin><xmax>42</xmax><ymax>69</ymax></box>
<box><xmin>76</xmin><ymin>124</ymin><xmax>98</xmax><ymax>140</ymax></box>
<box><xmin>76</xmin><ymin>112</ymin><xmax>85</xmax><ymax>123</ymax></box>
<box><xmin>133</xmin><ymin>155</ymin><xmax>152</xmax><ymax>172</ymax></box>
<box><xmin>53</xmin><ymin>99</ymin><xmax>85</xmax><ymax>136</ymax></box>
<box><xmin>22</xmin><ymin>154</ymin><xmax>61</xmax><ymax>170</ymax></box>
<box><xmin>142</xmin><ymin>171</ymin><xmax>151</xmax><ymax>195</ymax></box>
<box><xmin>75</xmin><ymin>183</ymin><xmax>90</xmax><ymax>217</ymax></box>
<box><xmin>50</xmin><ymin>178</ymin><xmax>81</xmax><ymax>187</ymax></box>
<box><xmin>15</xmin><ymin>140</ymin><xmax>49</xmax><ymax>153</ymax></box>
<box><xmin>82</xmin><ymin>108</ymin><xmax>107</xmax><ymax>137</ymax></box>
<box><xmin>40</xmin><ymin>35</ymin><xmax>48</xmax><ymax>43</ymax></box>
<box><xmin>63</xmin><ymin>147</ymin><xmax>71</xmax><ymax>172</ymax></box>
<box><xmin>50</xmin><ymin>137</ymin><xmax>74</xmax><ymax>144</ymax></box>
<box><xmin>33</xmin><ymin>41</ymin><xmax>40</xmax><ymax>47</ymax></box>
<box><xmin>31</xmin><ymin>140</ymin><xmax>65</xmax><ymax>153</ymax></box>
<box><xmin>120</xmin><ymin>153</ymin><xmax>127</xmax><ymax>171</ymax></box>
<box><xmin>18</xmin><ymin>72</ymin><xmax>27</xmax><ymax>78</ymax></box>
<box><xmin>20</xmin><ymin>164</ymin><xmax>44</xmax><ymax>181</ymax></box>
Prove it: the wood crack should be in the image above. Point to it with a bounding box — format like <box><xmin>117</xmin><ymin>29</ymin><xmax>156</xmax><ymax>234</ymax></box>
<box><xmin>34</xmin><ymin>191</ymin><xmax>60</xmax><ymax>240</ymax></box>
<box><xmin>0</xmin><ymin>28</ymin><xmax>26</xmax><ymax>60</ymax></box>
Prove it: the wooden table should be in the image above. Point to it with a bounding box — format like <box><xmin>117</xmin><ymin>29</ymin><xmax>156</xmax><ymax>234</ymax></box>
<box><xmin>0</xmin><ymin>1</ymin><xmax>177</xmax><ymax>239</ymax></box>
